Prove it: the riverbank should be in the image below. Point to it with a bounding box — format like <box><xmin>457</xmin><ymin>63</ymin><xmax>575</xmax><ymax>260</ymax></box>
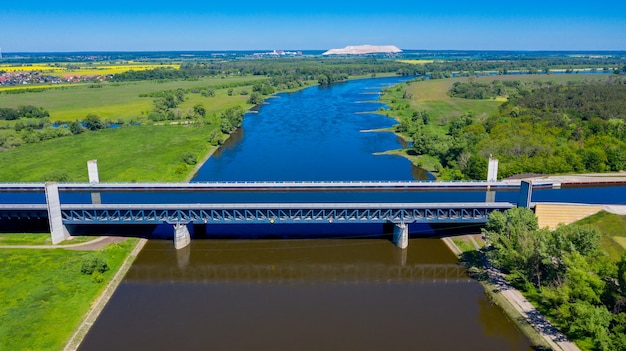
<box><xmin>443</xmin><ymin>235</ymin><xmax>579</xmax><ymax>350</ymax></box>
<box><xmin>63</xmin><ymin>238</ymin><xmax>147</xmax><ymax>351</ymax></box>
<box><xmin>0</xmin><ymin>236</ymin><xmax>140</xmax><ymax>351</ymax></box>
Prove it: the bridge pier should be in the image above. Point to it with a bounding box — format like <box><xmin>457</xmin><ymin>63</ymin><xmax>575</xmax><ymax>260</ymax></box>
<box><xmin>45</xmin><ymin>182</ymin><xmax>70</xmax><ymax>244</ymax></box>
<box><xmin>392</xmin><ymin>223</ymin><xmax>408</xmax><ymax>249</ymax></box>
<box><xmin>518</xmin><ymin>180</ymin><xmax>533</xmax><ymax>208</ymax></box>
<box><xmin>173</xmin><ymin>223</ymin><xmax>191</xmax><ymax>250</ymax></box>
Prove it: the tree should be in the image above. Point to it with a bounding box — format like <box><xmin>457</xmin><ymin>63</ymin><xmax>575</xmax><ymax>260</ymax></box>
<box><xmin>0</xmin><ymin>107</ymin><xmax>19</xmax><ymax>120</ymax></box>
<box><xmin>483</xmin><ymin>207</ymin><xmax>539</xmax><ymax>274</ymax></box>
<box><xmin>193</xmin><ymin>104</ymin><xmax>206</xmax><ymax>117</ymax></box>
<box><xmin>69</xmin><ymin>121</ymin><xmax>84</xmax><ymax>135</ymax></box>
<box><xmin>567</xmin><ymin>301</ymin><xmax>612</xmax><ymax>347</ymax></box>
<box><xmin>83</xmin><ymin>114</ymin><xmax>104</xmax><ymax>130</ymax></box>
<box><xmin>248</xmin><ymin>92</ymin><xmax>262</xmax><ymax>105</ymax></box>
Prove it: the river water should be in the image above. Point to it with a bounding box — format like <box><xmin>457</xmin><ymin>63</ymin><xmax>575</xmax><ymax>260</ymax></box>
<box><xmin>78</xmin><ymin>77</ymin><xmax>533</xmax><ymax>350</ymax></box>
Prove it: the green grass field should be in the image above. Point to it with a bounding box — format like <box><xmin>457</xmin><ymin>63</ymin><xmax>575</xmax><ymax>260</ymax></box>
<box><xmin>0</xmin><ymin>124</ymin><xmax>220</xmax><ymax>182</ymax></box>
<box><xmin>0</xmin><ymin>239</ymin><xmax>138</xmax><ymax>351</ymax></box>
<box><xmin>0</xmin><ymin>76</ymin><xmax>265</xmax><ymax>121</ymax></box>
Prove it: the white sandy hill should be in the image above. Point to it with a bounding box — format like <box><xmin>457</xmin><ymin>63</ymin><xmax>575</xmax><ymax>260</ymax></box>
<box><xmin>322</xmin><ymin>45</ymin><xmax>402</xmax><ymax>55</ymax></box>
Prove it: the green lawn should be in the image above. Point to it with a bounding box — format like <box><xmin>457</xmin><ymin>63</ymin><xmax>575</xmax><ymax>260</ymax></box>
<box><xmin>0</xmin><ymin>239</ymin><xmax>138</xmax><ymax>351</ymax></box>
<box><xmin>0</xmin><ymin>124</ymin><xmax>218</xmax><ymax>182</ymax></box>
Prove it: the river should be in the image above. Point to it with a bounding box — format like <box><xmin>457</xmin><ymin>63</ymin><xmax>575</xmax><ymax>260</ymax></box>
<box><xmin>78</xmin><ymin>77</ymin><xmax>533</xmax><ymax>350</ymax></box>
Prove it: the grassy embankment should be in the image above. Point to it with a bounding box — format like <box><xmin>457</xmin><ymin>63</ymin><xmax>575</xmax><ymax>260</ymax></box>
<box><xmin>0</xmin><ymin>238</ymin><xmax>138</xmax><ymax>351</ymax></box>
<box><xmin>378</xmin><ymin>74</ymin><xmax>610</xmax><ymax>175</ymax></box>
<box><xmin>450</xmin><ymin>211</ymin><xmax>626</xmax><ymax>350</ymax></box>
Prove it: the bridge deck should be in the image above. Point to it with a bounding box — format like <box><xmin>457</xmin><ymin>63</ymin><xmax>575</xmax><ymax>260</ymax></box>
<box><xmin>0</xmin><ymin>180</ymin><xmax>553</xmax><ymax>192</ymax></box>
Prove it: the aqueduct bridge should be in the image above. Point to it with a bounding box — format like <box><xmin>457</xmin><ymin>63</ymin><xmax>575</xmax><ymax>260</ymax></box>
<box><xmin>0</xmin><ymin>180</ymin><xmax>541</xmax><ymax>249</ymax></box>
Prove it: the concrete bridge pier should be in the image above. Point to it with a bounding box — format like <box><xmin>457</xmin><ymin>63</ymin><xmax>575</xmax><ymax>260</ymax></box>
<box><xmin>392</xmin><ymin>223</ymin><xmax>408</xmax><ymax>249</ymax></box>
<box><xmin>45</xmin><ymin>182</ymin><xmax>70</xmax><ymax>245</ymax></box>
<box><xmin>173</xmin><ymin>223</ymin><xmax>191</xmax><ymax>250</ymax></box>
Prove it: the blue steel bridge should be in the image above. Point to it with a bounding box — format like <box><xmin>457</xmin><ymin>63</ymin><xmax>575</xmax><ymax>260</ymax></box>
<box><xmin>0</xmin><ymin>180</ymin><xmax>540</xmax><ymax>249</ymax></box>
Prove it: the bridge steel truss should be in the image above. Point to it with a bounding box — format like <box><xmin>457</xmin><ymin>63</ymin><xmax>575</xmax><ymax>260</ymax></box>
<box><xmin>56</xmin><ymin>202</ymin><xmax>517</xmax><ymax>225</ymax></box>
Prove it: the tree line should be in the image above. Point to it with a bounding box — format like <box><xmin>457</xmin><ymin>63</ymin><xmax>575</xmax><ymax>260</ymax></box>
<box><xmin>110</xmin><ymin>58</ymin><xmax>422</xmax><ymax>83</ymax></box>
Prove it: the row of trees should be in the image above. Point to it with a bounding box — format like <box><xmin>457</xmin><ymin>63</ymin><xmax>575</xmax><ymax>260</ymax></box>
<box><xmin>110</xmin><ymin>58</ymin><xmax>423</xmax><ymax>84</ymax></box>
<box><xmin>0</xmin><ymin>105</ymin><xmax>49</xmax><ymax>120</ymax></box>
<box><xmin>482</xmin><ymin>208</ymin><xmax>626</xmax><ymax>350</ymax></box>
<box><xmin>0</xmin><ymin>113</ymin><xmax>119</xmax><ymax>150</ymax></box>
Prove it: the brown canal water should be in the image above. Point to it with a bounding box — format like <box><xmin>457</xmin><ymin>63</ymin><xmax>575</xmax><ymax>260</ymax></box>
<box><xmin>78</xmin><ymin>238</ymin><xmax>532</xmax><ymax>351</ymax></box>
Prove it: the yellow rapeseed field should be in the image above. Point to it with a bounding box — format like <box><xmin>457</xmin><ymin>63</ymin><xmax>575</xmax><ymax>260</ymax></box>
<box><xmin>397</xmin><ymin>59</ymin><xmax>435</xmax><ymax>65</ymax></box>
<box><xmin>0</xmin><ymin>62</ymin><xmax>180</xmax><ymax>76</ymax></box>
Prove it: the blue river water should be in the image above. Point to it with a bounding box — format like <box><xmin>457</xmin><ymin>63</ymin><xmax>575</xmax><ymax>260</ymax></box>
<box><xmin>194</xmin><ymin>76</ymin><xmax>416</xmax><ymax>181</ymax></box>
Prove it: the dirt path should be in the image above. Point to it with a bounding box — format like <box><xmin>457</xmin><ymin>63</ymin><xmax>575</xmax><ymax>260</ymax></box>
<box><xmin>0</xmin><ymin>236</ymin><xmax>124</xmax><ymax>250</ymax></box>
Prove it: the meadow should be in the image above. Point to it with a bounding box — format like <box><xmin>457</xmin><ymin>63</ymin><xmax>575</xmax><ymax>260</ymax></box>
<box><xmin>0</xmin><ymin>124</ymin><xmax>221</xmax><ymax>182</ymax></box>
<box><xmin>0</xmin><ymin>239</ymin><xmax>138</xmax><ymax>351</ymax></box>
<box><xmin>0</xmin><ymin>75</ymin><xmax>264</xmax><ymax>121</ymax></box>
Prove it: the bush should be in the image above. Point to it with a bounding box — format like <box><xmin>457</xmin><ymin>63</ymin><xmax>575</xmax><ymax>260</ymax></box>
<box><xmin>91</xmin><ymin>270</ymin><xmax>105</xmax><ymax>283</ymax></box>
<box><xmin>174</xmin><ymin>163</ymin><xmax>189</xmax><ymax>174</ymax></box>
<box><xmin>180</xmin><ymin>152</ymin><xmax>197</xmax><ymax>165</ymax></box>
<box><xmin>40</xmin><ymin>170</ymin><xmax>71</xmax><ymax>182</ymax></box>
<box><xmin>80</xmin><ymin>255</ymin><xmax>109</xmax><ymax>275</ymax></box>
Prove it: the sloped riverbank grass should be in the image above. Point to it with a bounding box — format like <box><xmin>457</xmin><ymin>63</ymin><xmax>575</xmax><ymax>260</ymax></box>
<box><xmin>0</xmin><ymin>239</ymin><xmax>137</xmax><ymax>351</ymax></box>
<box><xmin>0</xmin><ymin>124</ymin><xmax>219</xmax><ymax>182</ymax></box>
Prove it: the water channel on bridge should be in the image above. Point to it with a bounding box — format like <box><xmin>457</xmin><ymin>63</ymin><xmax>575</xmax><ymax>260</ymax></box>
<box><xmin>78</xmin><ymin>76</ymin><xmax>533</xmax><ymax>350</ymax></box>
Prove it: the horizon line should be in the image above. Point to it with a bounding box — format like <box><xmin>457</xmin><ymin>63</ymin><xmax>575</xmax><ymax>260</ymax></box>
<box><xmin>2</xmin><ymin>49</ymin><xmax>626</xmax><ymax>54</ymax></box>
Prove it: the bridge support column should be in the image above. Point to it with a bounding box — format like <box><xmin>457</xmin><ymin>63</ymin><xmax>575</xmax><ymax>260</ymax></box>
<box><xmin>518</xmin><ymin>180</ymin><xmax>533</xmax><ymax>208</ymax></box>
<box><xmin>45</xmin><ymin>182</ymin><xmax>70</xmax><ymax>245</ymax></box>
<box><xmin>174</xmin><ymin>223</ymin><xmax>191</xmax><ymax>250</ymax></box>
<box><xmin>392</xmin><ymin>223</ymin><xmax>408</xmax><ymax>249</ymax></box>
<box><xmin>87</xmin><ymin>160</ymin><xmax>101</xmax><ymax>204</ymax></box>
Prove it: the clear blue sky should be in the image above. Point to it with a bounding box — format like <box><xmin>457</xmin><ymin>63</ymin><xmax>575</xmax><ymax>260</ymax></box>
<box><xmin>1</xmin><ymin>0</ymin><xmax>625</xmax><ymax>52</ymax></box>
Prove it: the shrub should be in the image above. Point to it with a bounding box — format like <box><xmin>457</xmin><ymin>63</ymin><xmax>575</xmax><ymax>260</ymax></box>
<box><xmin>40</xmin><ymin>170</ymin><xmax>71</xmax><ymax>182</ymax></box>
<box><xmin>80</xmin><ymin>255</ymin><xmax>109</xmax><ymax>275</ymax></box>
<box><xmin>180</xmin><ymin>152</ymin><xmax>197</xmax><ymax>165</ymax></box>
<box><xmin>174</xmin><ymin>163</ymin><xmax>189</xmax><ymax>174</ymax></box>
